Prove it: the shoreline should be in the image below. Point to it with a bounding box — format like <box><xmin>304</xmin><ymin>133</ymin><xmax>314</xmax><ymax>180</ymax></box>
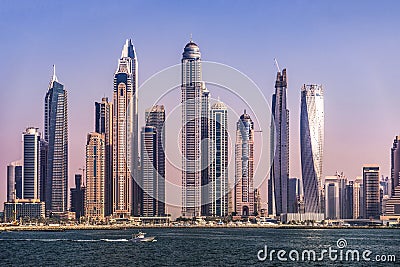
<box><xmin>1</xmin><ymin>224</ymin><xmax>399</xmax><ymax>232</ymax></box>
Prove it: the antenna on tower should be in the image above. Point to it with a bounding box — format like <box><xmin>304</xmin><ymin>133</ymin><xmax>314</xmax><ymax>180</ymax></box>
<box><xmin>274</xmin><ymin>58</ymin><xmax>281</xmax><ymax>73</ymax></box>
<box><xmin>190</xmin><ymin>33</ymin><xmax>193</xmax><ymax>42</ymax></box>
<box><xmin>50</xmin><ymin>64</ymin><xmax>58</xmax><ymax>83</ymax></box>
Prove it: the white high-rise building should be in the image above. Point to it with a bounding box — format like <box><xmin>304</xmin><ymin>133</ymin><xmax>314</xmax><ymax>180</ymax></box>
<box><xmin>235</xmin><ymin>111</ymin><xmax>255</xmax><ymax>216</ymax></box>
<box><xmin>7</xmin><ymin>161</ymin><xmax>22</xmax><ymax>202</ymax></box>
<box><xmin>300</xmin><ymin>84</ymin><xmax>324</xmax><ymax>214</ymax></box>
<box><xmin>209</xmin><ymin>100</ymin><xmax>228</xmax><ymax>217</ymax></box>
<box><xmin>324</xmin><ymin>173</ymin><xmax>346</xmax><ymax>219</ymax></box>
<box><xmin>353</xmin><ymin>176</ymin><xmax>363</xmax><ymax>219</ymax></box>
<box><xmin>181</xmin><ymin>39</ymin><xmax>207</xmax><ymax>218</ymax></box>
<box><xmin>112</xmin><ymin>39</ymin><xmax>139</xmax><ymax>217</ymax></box>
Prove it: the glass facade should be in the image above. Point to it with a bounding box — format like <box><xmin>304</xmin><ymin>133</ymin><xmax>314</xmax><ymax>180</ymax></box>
<box><xmin>209</xmin><ymin>101</ymin><xmax>228</xmax><ymax>217</ymax></box>
<box><xmin>22</xmin><ymin>127</ymin><xmax>40</xmax><ymax>199</ymax></box>
<box><xmin>300</xmin><ymin>84</ymin><xmax>324</xmax><ymax>213</ymax></box>
<box><xmin>44</xmin><ymin>68</ymin><xmax>68</xmax><ymax>213</ymax></box>
<box><xmin>270</xmin><ymin>69</ymin><xmax>289</xmax><ymax>216</ymax></box>
<box><xmin>145</xmin><ymin>105</ymin><xmax>166</xmax><ymax>216</ymax></box>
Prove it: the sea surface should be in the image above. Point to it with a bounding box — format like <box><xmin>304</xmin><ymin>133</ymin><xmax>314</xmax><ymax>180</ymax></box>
<box><xmin>0</xmin><ymin>228</ymin><xmax>399</xmax><ymax>266</ymax></box>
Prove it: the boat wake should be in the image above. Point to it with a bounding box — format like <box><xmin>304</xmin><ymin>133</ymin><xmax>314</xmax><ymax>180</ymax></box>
<box><xmin>0</xmin><ymin>238</ymin><xmax>129</xmax><ymax>242</ymax></box>
<box><xmin>73</xmin><ymin>239</ymin><xmax>101</xmax><ymax>242</ymax></box>
<box><xmin>100</xmin><ymin>238</ymin><xmax>129</xmax><ymax>242</ymax></box>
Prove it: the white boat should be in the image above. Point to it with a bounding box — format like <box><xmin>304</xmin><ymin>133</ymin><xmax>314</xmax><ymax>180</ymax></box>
<box><xmin>130</xmin><ymin>231</ymin><xmax>156</xmax><ymax>242</ymax></box>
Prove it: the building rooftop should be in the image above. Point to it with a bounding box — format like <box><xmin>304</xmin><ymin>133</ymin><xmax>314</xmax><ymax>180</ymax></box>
<box><xmin>182</xmin><ymin>40</ymin><xmax>201</xmax><ymax>59</ymax></box>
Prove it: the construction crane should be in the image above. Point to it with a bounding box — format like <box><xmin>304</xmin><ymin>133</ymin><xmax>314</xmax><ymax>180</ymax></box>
<box><xmin>274</xmin><ymin>58</ymin><xmax>281</xmax><ymax>73</ymax></box>
<box><xmin>78</xmin><ymin>167</ymin><xmax>85</xmax><ymax>187</ymax></box>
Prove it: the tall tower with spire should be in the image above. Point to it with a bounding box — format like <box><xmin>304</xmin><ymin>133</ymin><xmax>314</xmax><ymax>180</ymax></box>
<box><xmin>181</xmin><ymin>39</ymin><xmax>209</xmax><ymax>217</ymax></box>
<box><xmin>269</xmin><ymin>68</ymin><xmax>289</xmax><ymax>217</ymax></box>
<box><xmin>112</xmin><ymin>39</ymin><xmax>139</xmax><ymax>217</ymax></box>
<box><xmin>44</xmin><ymin>65</ymin><xmax>68</xmax><ymax>213</ymax></box>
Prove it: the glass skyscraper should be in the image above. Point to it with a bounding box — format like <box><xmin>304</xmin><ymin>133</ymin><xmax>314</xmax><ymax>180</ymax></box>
<box><xmin>201</xmin><ymin>85</ymin><xmax>210</xmax><ymax>216</ymax></box>
<box><xmin>300</xmin><ymin>84</ymin><xmax>324</xmax><ymax>214</ymax></box>
<box><xmin>363</xmin><ymin>165</ymin><xmax>380</xmax><ymax>219</ymax></box>
<box><xmin>22</xmin><ymin>127</ymin><xmax>41</xmax><ymax>199</ymax></box>
<box><xmin>145</xmin><ymin>105</ymin><xmax>166</xmax><ymax>216</ymax></box>
<box><xmin>209</xmin><ymin>100</ymin><xmax>228</xmax><ymax>217</ymax></box>
<box><xmin>385</xmin><ymin>136</ymin><xmax>400</xmax><ymax>215</ymax></box>
<box><xmin>39</xmin><ymin>139</ymin><xmax>48</xmax><ymax>202</ymax></box>
<box><xmin>269</xmin><ymin>69</ymin><xmax>289</xmax><ymax>216</ymax></box>
<box><xmin>141</xmin><ymin>126</ymin><xmax>157</xmax><ymax>216</ymax></box>
<box><xmin>112</xmin><ymin>39</ymin><xmax>139</xmax><ymax>217</ymax></box>
<box><xmin>44</xmin><ymin>66</ymin><xmax>68</xmax><ymax>213</ymax></box>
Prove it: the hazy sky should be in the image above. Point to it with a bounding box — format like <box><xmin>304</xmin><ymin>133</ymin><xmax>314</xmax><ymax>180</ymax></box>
<box><xmin>1</xmin><ymin>1</ymin><xmax>400</xmax><ymax>217</ymax></box>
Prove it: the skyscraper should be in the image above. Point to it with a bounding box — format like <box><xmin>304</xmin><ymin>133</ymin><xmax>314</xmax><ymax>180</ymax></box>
<box><xmin>353</xmin><ymin>176</ymin><xmax>363</xmax><ymax>219</ymax></box>
<box><xmin>86</xmin><ymin>132</ymin><xmax>106</xmax><ymax>220</ymax></box>
<box><xmin>201</xmin><ymin>84</ymin><xmax>210</xmax><ymax>216</ymax></box>
<box><xmin>390</xmin><ymin>136</ymin><xmax>400</xmax><ymax>194</ymax></box>
<box><xmin>181</xmin><ymin>40</ymin><xmax>204</xmax><ymax>218</ymax></box>
<box><xmin>140</xmin><ymin>126</ymin><xmax>157</xmax><ymax>216</ymax></box>
<box><xmin>22</xmin><ymin>127</ymin><xmax>41</xmax><ymax>199</ymax></box>
<box><xmin>324</xmin><ymin>175</ymin><xmax>340</xmax><ymax>219</ymax></box>
<box><xmin>323</xmin><ymin>173</ymin><xmax>347</xmax><ymax>219</ymax></box>
<box><xmin>44</xmin><ymin>66</ymin><xmax>68</xmax><ymax>213</ymax></box>
<box><xmin>70</xmin><ymin>174</ymin><xmax>85</xmax><ymax>220</ymax></box>
<box><xmin>209</xmin><ymin>100</ymin><xmax>228</xmax><ymax>217</ymax></box>
<box><xmin>288</xmin><ymin>177</ymin><xmax>301</xmax><ymax>213</ymax></box>
<box><xmin>145</xmin><ymin>105</ymin><xmax>166</xmax><ymax>216</ymax></box>
<box><xmin>95</xmin><ymin>97</ymin><xmax>113</xmax><ymax>216</ymax></box>
<box><xmin>269</xmin><ymin>69</ymin><xmax>289</xmax><ymax>216</ymax></box>
<box><xmin>363</xmin><ymin>165</ymin><xmax>380</xmax><ymax>219</ymax></box>
<box><xmin>7</xmin><ymin>161</ymin><xmax>22</xmax><ymax>202</ymax></box>
<box><xmin>385</xmin><ymin>136</ymin><xmax>400</xmax><ymax>215</ymax></box>
<box><xmin>39</xmin><ymin>140</ymin><xmax>48</xmax><ymax>202</ymax></box>
<box><xmin>234</xmin><ymin>111</ymin><xmax>255</xmax><ymax>216</ymax></box>
<box><xmin>344</xmin><ymin>181</ymin><xmax>354</xmax><ymax>219</ymax></box>
<box><xmin>300</xmin><ymin>84</ymin><xmax>324</xmax><ymax>214</ymax></box>
<box><xmin>112</xmin><ymin>39</ymin><xmax>138</xmax><ymax>218</ymax></box>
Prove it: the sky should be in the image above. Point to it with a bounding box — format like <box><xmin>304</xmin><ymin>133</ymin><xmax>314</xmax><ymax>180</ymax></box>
<box><xmin>1</xmin><ymin>0</ymin><xmax>400</xmax><ymax>218</ymax></box>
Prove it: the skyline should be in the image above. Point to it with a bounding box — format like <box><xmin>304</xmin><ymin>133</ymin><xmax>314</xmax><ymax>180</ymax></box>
<box><xmin>2</xmin><ymin>1</ymin><xmax>400</xmax><ymax>218</ymax></box>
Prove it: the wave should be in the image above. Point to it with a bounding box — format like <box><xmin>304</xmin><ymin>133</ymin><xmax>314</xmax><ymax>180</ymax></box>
<box><xmin>100</xmin><ymin>238</ymin><xmax>129</xmax><ymax>242</ymax></box>
<box><xmin>73</xmin><ymin>239</ymin><xmax>101</xmax><ymax>242</ymax></box>
<box><xmin>0</xmin><ymin>238</ymin><xmax>131</xmax><ymax>242</ymax></box>
<box><xmin>0</xmin><ymin>238</ymin><xmax>68</xmax><ymax>242</ymax></box>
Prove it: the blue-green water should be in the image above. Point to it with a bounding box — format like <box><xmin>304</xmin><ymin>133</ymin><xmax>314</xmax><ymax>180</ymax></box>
<box><xmin>0</xmin><ymin>228</ymin><xmax>399</xmax><ymax>266</ymax></box>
